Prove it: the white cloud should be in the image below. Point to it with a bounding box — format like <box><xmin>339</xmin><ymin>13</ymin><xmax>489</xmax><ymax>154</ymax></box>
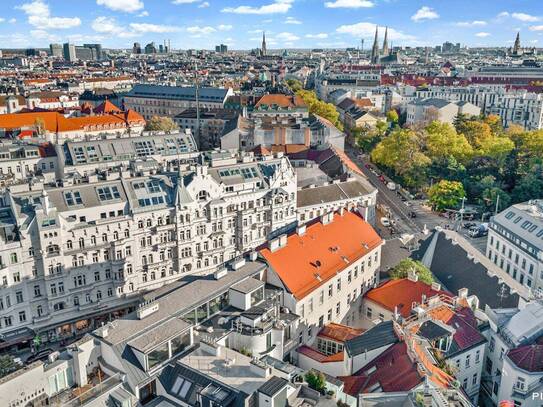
<box><xmin>9</xmin><ymin>18</ymin><xmax>17</xmax><ymax>23</ymax></box>
<box><xmin>18</xmin><ymin>0</ymin><xmax>81</xmax><ymax>29</ymax></box>
<box><xmin>96</xmin><ymin>0</ymin><xmax>144</xmax><ymax>13</ymax></box>
<box><xmin>324</xmin><ymin>0</ymin><xmax>374</xmax><ymax>9</ymax></box>
<box><xmin>475</xmin><ymin>32</ymin><xmax>491</xmax><ymax>37</ymax></box>
<box><xmin>138</xmin><ymin>11</ymin><xmax>149</xmax><ymax>17</ymax></box>
<box><xmin>305</xmin><ymin>33</ymin><xmax>328</xmax><ymax>39</ymax></box>
<box><xmin>222</xmin><ymin>0</ymin><xmax>293</xmax><ymax>15</ymax></box>
<box><xmin>218</xmin><ymin>24</ymin><xmax>233</xmax><ymax>31</ymax></box>
<box><xmin>411</xmin><ymin>6</ymin><xmax>439</xmax><ymax>22</ymax></box>
<box><xmin>130</xmin><ymin>23</ymin><xmax>180</xmax><ymax>33</ymax></box>
<box><xmin>92</xmin><ymin>16</ymin><xmax>121</xmax><ymax>34</ymax></box>
<box><xmin>0</xmin><ymin>18</ymin><xmax>4</xmax><ymax>23</ymax></box>
<box><xmin>198</xmin><ymin>2</ymin><xmax>210</xmax><ymax>7</ymax></box>
<box><xmin>456</xmin><ymin>20</ymin><xmax>486</xmax><ymax>27</ymax></box>
<box><xmin>336</xmin><ymin>22</ymin><xmax>415</xmax><ymax>41</ymax></box>
<box><xmin>276</xmin><ymin>32</ymin><xmax>300</xmax><ymax>41</ymax></box>
<box><xmin>511</xmin><ymin>12</ymin><xmax>540</xmax><ymax>22</ymax></box>
<box><xmin>529</xmin><ymin>25</ymin><xmax>543</xmax><ymax>31</ymax></box>
<box><xmin>497</xmin><ymin>12</ymin><xmax>510</xmax><ymax>19</ymax></box>
<box><xmin>186</xmin><ymin>25</ymin><xmax>216</xmax><ymax>35</ymax></box>
<box><xmin>285</xmin><ymin>16</ymin><xmax>302</xmax><ymax>24</ymax></box>
<box><xmin>30</xmin><ymin>29</ymin><xmax>60</xmax><ymax>42</ymax></box>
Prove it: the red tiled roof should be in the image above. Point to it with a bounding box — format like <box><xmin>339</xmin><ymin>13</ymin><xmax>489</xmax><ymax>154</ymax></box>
<box><xmin>260</xmin><ymin>211</ymin><xmax>382</xmax><ymax>300</ymax></box>
<box><xmin>330</xmin><ymin>147</ymin><xmax>363</xmax><ymax>176</ymax></box>
<box><xmin>297</xmin><ymin>346</ymin><xmax>345</xmax><ymax>363</ymax></box>
<box><xmin>426</xmin><ymin>305</ymin><xmax>485</xmax><ymax>353</ymax></box>
<box><xmin>318</xmin><ymin>323</ymin><xmax>364</xmax><ymax>343</ymax></box>
<box><xmin>365</xmin><ymin>279</ymin><xmax>451</xmax><ymax>318</ymax></box>
<box><xmin>508</xmin><ymin>345</ymin><xmax>543</xmax><ymax>372</ymax></box>
<box><xmin>251</xmin><ymin>144</ymin><xmax>272</xmax><ymax>156</ymax></box>
<box><xmin>339</xmin><ymin>342</ymin><xmax>422</xmax><ymax>396</ymax></box>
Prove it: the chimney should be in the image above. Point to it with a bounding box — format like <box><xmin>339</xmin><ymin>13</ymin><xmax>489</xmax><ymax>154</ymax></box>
<box><xmin>41</xmin><ymin>190</ymin><xmax>51</xmax><ymax>214</ymax></box>
<box><xmin>458</xmin><ymin>288</ymin><xmax>468</xmax><ymax>299</ymax></box>
<box><xmin>407</xmin><ymin>270</ymin><xmax>419</xmax><ymax>282</ymax></box>
<box><xmin>297</xmin><ymin>224</ymin><xmax>307</xmax><ymax>236</ymax></box>
<box><xmin>320</xmin><ymin>211</ymin><xmax>334</xmax><ymax>225</ymax></box>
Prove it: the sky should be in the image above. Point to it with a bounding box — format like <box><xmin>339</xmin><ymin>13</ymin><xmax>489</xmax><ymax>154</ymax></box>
<box><xmin>0</xmin><ymin>0</ymin><xmax>542</xmax><ymax>50</ymax></box>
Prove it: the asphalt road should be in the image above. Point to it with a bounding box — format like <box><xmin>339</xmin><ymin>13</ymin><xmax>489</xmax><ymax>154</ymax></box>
<box><xmin>344</xmin><ymin>145</ymin><xmax>449</xmax><ymax>236</ymax></box>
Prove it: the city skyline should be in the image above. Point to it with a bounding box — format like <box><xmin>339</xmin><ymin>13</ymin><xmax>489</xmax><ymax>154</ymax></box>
<box><xmin>0</xmin><ymin>0</ymin><xmax>542</xmax><ymax>50</ymax></box>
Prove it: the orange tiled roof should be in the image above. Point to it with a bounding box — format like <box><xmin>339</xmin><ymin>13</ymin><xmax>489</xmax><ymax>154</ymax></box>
<box><xmin>0</xmin><ymin>110</ymin><xmax>144</xmax><ymax>133</ymax></box>
<box><xmin>297</xmin><ymin>345</ymin><xmax>345</xmax><ymax>363</ymax></box>
<box><xmin>255</xmin><ymin>94</ymin><xmax>307</xmax><ymax>109</ymax></box>
<box><xmin>270</xmin><ymin>144</ymin><xmax>308</xmax><ymax>154</ymax></box>
<box><xmin>94</xmin><ymin>100</ymin><xmax>122</xmax><ymax>114</ymax></box>
<box><xmin>260</xmin><ymin>211</ymin><xmax>382</xmax><ymax>300</ymax></box>
<box><xmin>365</xmin><ymin>279</ymin><xmax>451</xmax><ymax>318</ymax></box>
<box><xmin>318</xmin><ymin>323</ymin><xmax>364</xmax><ymax>343</ymax></box>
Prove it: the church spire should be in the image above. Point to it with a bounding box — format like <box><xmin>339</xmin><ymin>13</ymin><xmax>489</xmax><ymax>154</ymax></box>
<box><xmin>513</xmin><ymin>31</ymin><xmax>521</xmax><ymax>55</ymax></box>
<box><xmin>262</xmin><ymin>31</ymin><xmax>267</xmax><ymax>56</ymax></box>
<box><xmin>370</xmin><ymin>25</ymin><xmax>380</xmax><ymax>64</ymax></box>
<box><xmin>382</xmin><ymin>26</ymin><xmax>389</xmax><ymax>57</ymax></box>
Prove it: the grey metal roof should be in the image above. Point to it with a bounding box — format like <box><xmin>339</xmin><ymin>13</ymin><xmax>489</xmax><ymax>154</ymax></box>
<box><xmin>257</xmin><ymin>376</ymin><xmax>289</xmax><ymax>397</ymax></box>
<box><xmin>128</xmin><ymin>318</ymin><xmax>191</xmax><ymax>353</ymax></box>
<box><xmin>344</xmin><ymin>321</ymin><xmax>397</xmax><ymax>357</ymax></box>
<box><xmin>297</xmin><ymin>179</ymin><xmax>371</xmax><ymax>208</ymax></box>
<box><xmin>126</xmin><ymin>84</ymin><xmax>229</xmax><ymax>103</ymax></box>
<box><xmin>412</xmin><ymin>98</ymin><xmax>453</xmax><ymax>108</ymax></box>
<box><xmin>231</xmin><ymin>277</ymin><xmax>264</xmax><ymax>294</ymax></box>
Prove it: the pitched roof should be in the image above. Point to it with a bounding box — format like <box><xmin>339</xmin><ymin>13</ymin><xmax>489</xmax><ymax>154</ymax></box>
<box><xmin>0</xmin><ymin>110</ymin><xmax>144</xmax><ymax>133</ymax></box>
<box><xmin>318</xmin><ymin>323</ymin><xmax>364</xmax><ymax>343</ymax></box>
<box><xmin>297</xmin><ymin>345</ymin><xmax>345</xmax><ymax>363</ymax></box>
<box><xmin>364</xmin><ymin>278</ymin><xmax>451</xmax><ymax>318</ymax></box>
<box><xmin>94</xmin><ymin>99</ymin><xmax>122</xmax><ymax>114</ymax></box>
<box><xmin>507</xmin><ymin>345</ymin><xmax>543</xmax><ymax>372</ymax></box>
<box><xmin>260</xmin><ymin>211</ymin><xmax>382</xmax><ymax>300</ymax></box>
<box><xmin>258</xmin><ymin>376</ymin><xmax>289</xmax><ymax>397</ymax></box>
<box><xmin>339</xmin><ymin>342</ymin><xmax>422</xmax><ymax>396</ymax></box>
<box><xmin>344</xmin><ymin>321</ymin><xmax>398</xmax><ymax>357</ymax></box>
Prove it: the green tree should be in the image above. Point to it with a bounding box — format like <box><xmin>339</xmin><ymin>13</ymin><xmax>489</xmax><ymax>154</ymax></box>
<box><xmin>424</xmin><ymin>121</ymin><xmax>472</xmax><ymax>162</ymax></box>
<box><xmin>286</xmin><ymin>79</ymin><xmax>303</xmax><ymax>92</ymax></box>
<box><xmin>296</xmin><ymin>90</ymin><xmax>342</xmax><ymax>130</ymax></box>
<box><xmin>427</xmin><ymin>180</ymin><xmax>465</xmax><ymax>211</ymax></box>
<box><xmin>512</xmin><ymin>172</ymin><xmax>543</xmax><ymax>203</ymax></box>
<box><xmin>144</xmin><ymin>116</ymin><xmax>179</xmax><ymax>132</ymax></box>
<box><xmin>371</xmin><ymin>128</ymin><xmax>431</xmax><ymax>187</ymax></box>
<box><xmin>0</xmin><ymin>355</ymin><xmax>17</xmax><ymax>378</ymax></box>
<box><xmin>386</xmin><ymin>109</ymin><xmax>399</xmax><ymax>124</ymax></box>
<box><xmin>389</xmin><ymin>258</ymin><xmax>434</xmax><ymax>285</ymax></box>
<box><xmin>305</xmin><ymin>370</ymin><xmax>326</xmax><ymax>392</ymax></box>
<box><xmin>481</xmin><ymin>187</ymin><xmax>511</xmax><ymax>213</ymax></box>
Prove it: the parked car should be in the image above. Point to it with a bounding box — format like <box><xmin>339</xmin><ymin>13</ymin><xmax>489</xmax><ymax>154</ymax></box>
<box><xmin>462</xmin><ymin>222</ymin><xmax>476</xmax><ymax>229</ymax></box>
<box><xmin>380</xmin><ymin>217</ymin><xmax>391</xmax><ymax>227</ymax></box>
<box><xmin>387</xmin><ymin>182</ymin><xmax>396</xmax><ymax>191</ymax></box>
<box><xmin>379</xmin><ymin>175</ymin><xmax>386</xmax><ymax>183</ymax></box>
<box><xmin>408</xmin><ymin>211</ymin><xmax>417</xmax><ymax>218</ymax></box>
<box><xmin>25</xmin><ymin>348</ymin><xmax>54</xmax><ymax>364</ymax></box>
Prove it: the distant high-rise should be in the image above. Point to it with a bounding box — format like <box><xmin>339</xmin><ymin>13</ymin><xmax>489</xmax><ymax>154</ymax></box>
<box><xmin>63</xmin><ymin>43</ymin><xmax>76</xmax><ymax>62</ymax></box>
<box><xmin>145</xmin><ymin>42</ymin><xmax>157</xmax><ymax>54</ymax></box>
<box><xmin>215</xmin><ymin>44</ymin><xmax>228</xmax><ymax>53</ymax></box>
<box><xmin>49</xmin><ymin>43</ymin><xmax>63</xmax><ymax>58</ymax></box>
<box><xmin>132</xmin><ymin>42</ymin><xmax>142</xmax><ymax>54</ymax></box>
<box><xmin>83</xmin><ymin>43</ymin><xmax>103</xmax><ymax>60</ymax></box>
<box><xmin>370</xmin><ymin>25</ymin><xmax>379</xmax><ymax>64</ymax></box>
<box><xmin>261</xmin><ymin>32</ymin><xmax>267</xmax><ymax>56</ymax></box>
<box><xmin>382</xmin><ymin>27</ymin><xmax>389</xmax><ymax>57</ymax></box>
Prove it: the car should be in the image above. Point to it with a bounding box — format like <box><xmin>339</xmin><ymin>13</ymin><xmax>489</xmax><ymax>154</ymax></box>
<box><xmin>379</xmin><ymin>175</ymin><xmax>386</xmax><ymax>183</ymax></box>
<box><xmin>380</xmin><ymin>217</ymin><xmax>391</xmax><ymax>227</ymax></box>
<box><xmin>463</xmin><ymin>222</ymin><xmax>476</xmax><ymax>229</ymax></box>
<box><xmin>364</xmin><ymin>163</ymin><xmax>372</xmax><ymax>169</ymax></box>
<box><xmin>408</xmin><ymin>211</ymin><xmax>417</xmax><ymax>218</ymax></box>
<box><xmin>25</xmin><ymin>348</ymin><xmax>54</xmax><ymax>364</ymax></box>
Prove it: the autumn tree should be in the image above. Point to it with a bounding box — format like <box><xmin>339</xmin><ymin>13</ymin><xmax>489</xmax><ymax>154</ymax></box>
<box><xmin>427</xmin><ymin>180</ymin><xmax>465</xmax><ymax>211</ymax></box>
<box><xmin>424</xmin><ymin>121</ymin><xmax>472</xmax><ymax>162</ymax></box>
<box><xmin>371</xmin><ymin>128</ymin><xmax>431</xmax><ymax>187</ymax></box>
<box><xmin>296</xmin><ymin>90</ymin><xmax>342</xmax><ymax>130</ymax></box>
<box><xmin>144</xmin><ymin>116</ymin><xmax>179</xmax><ymax>132</ymax></box>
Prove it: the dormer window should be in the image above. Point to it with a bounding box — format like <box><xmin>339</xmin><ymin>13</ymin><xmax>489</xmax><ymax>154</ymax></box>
<box><xmin>197</xmin><ymin>190</ymin><xmax>207</xmax><ymax>201</ymax></box>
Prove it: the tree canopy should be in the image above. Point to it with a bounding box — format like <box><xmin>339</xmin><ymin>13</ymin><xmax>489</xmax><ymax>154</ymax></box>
<box><xmin>427</xmin><ymin>180</ymin><xmax>465</xmax><ymax>211</ymax></box>
<box><xmin>296</xmin><ymin>90</ymin><xmax>343</xmax><ymax>131</ymax></box>
<box><xmin>389</xmin><ymin>259</ymin><xmax>435</xmax><ymax>285</ymax></box>
<box><xmin>144</xmin><ymin>116</ymin><xmax>179</xmax><ymax>132</ymax></box>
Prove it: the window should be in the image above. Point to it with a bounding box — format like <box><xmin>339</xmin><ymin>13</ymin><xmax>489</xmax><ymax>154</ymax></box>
<box><xmin>515</xmin><ymin>376</ymin><xmax>525</xmax><ymax>391</ymax></box>
<box><xmin>64</xmin><ymin>191</ymin><xmax>82</xmax><ymax>206</ymax></box>
<box><xmin>472</xmin><ymin>373</ymin><xmax>478</xmax><ymax>386</ymax></box>
<box><xmin>147</xmin><ymin>342</ymin><xmax>169</xmax><ymax>370</ymax></box>
<box><xmin>97</xmin><ymin>186</ymin><xmax>121</xmax><ymax>201</ymax></box>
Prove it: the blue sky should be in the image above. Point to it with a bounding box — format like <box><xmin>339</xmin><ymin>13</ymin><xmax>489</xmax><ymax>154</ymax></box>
<box><xmin>1</xmin><ymin>0</ymin><xmax>542</xmax><ymax>49</ymax></box>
